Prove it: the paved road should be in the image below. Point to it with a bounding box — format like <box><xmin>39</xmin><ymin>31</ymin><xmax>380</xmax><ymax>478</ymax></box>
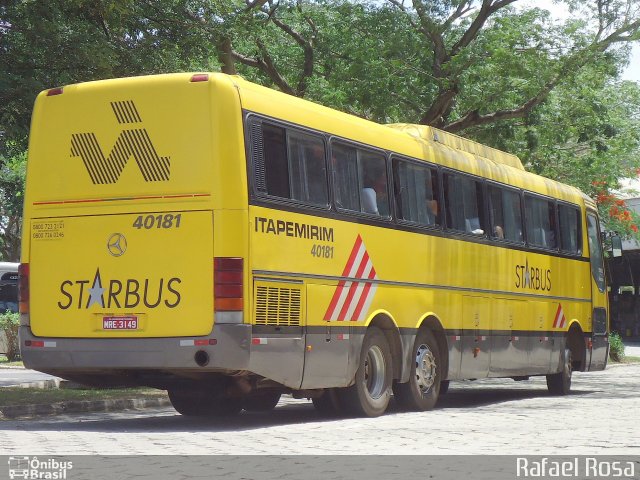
<box><xmin>1</xmin><ymin>363</ymin><xmax>639</xmax><ymax>456</ymax></box>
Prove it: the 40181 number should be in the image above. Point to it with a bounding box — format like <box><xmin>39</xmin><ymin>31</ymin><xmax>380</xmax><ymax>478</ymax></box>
<box><xmin>133</xmin><ymin>214</ymin><xmax>182</xmax><ymax>229</ymax></box>
<box><xmin>311</xmin><ymin>244</ymin><xmax>334</xmax><ymax>259</ymax></box>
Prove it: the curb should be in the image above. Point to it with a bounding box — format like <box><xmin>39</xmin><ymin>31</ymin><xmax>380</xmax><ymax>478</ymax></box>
<box><xmin>0</xmin><ymin>396</ymin><xmax>171</xmax><ymax>419</ymax></box>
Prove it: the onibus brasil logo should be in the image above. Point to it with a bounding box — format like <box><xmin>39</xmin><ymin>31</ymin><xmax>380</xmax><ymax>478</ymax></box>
<box><xmin>8</xmin><ymin>456</ymin><xmax>73</xmax><ymax>479</ymax></box>
<box><xmin>70</xmin><ymin>100</ymin><xmax>170</xmax><ymax>184</ymax></box>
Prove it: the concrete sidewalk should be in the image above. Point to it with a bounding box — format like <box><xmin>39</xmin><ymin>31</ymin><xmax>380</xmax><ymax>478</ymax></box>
<box><xmin>624</xmin><ymin>341</ymin><xmax>640</xmax><ymax>357</ymax></box>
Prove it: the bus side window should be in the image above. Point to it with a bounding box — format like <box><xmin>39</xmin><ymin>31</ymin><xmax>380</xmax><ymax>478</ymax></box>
<box><xmin>256</xmin><ymin>122</ymin><xmax>328</xmax><ymax>207</ymax></box>
<box><xmin>393</xmin><ymin>158</ymin><xmax>439</xmax><ymax>226</ymax></box>
<box><xmin>332</xmin><ymin>143</ymin><xmax>360</xmax><ymax>211</ymax></box>
<box><xmin>525</xmin><ymin>195</ymin><xmax>558</xmax><ymax>249</ymax></box>
<box><xmin>359</xmin><ymin>151</ymin><xmax>389</xmax><ymax>217</ymax></box>
<box><xmin>288</xmin><ymin>131</ymin><xmax>328</xmax><ymax>206</ymax></box>
<box><xmin>261</xmin><ymin>124</ymin><xmax>290</xmax><ymax>199</ymax></box>
<box><xmin>332</xmin><ymin>143</ymin><xmax>389</xmax><ymax>218</ymax></box>
<box><xmin>488</xmin><ymin>185</ymin><xmax>524</xmax><ymax>243</ymax></box>
<box><xmin>444</xmin><ymin>172</ymin><xmax>485</xmax><ymax>235</ymax></box>
<box><xmin>558</xmin><ymin>203</ymin><xmax>581</xmax><ymax>254</ymax></box>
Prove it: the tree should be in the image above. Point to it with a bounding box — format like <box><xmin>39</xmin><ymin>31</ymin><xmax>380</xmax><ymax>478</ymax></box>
<box><xmin>2</xmin><ymin>0</ymin><xmax>640</xmax><ymax>244</ymax></box>
<box><xmin>0</xmin><ymin>149</ymin><xmax>26</xmax><ymax>261</ymax></box>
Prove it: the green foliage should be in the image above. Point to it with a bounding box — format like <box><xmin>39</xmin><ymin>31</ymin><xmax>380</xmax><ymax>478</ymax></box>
<box><xmin>608</xmin><ymin>331</ymin><xmax>626</xmax><ymax>362</ymax></box>
<box><xmin>0</xmin><ymin>311</ymin><xmax>20</xmax><ymax>362</ymax></box>
<box><xmin>2</xmin><ymin>0</ymin><xmax>640</xmax><ymax>247</ymax></box>
<box><xmin>0</xmin><ymin>150</ymin><xmax>26</xmax><ymax>261</ymax></box>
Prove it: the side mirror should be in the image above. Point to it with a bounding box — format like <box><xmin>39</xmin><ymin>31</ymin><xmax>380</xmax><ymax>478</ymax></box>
<box><xmin>611</xmin><ymin>235</ymin><xmax>623</xmax><ymax>258</ymax></box>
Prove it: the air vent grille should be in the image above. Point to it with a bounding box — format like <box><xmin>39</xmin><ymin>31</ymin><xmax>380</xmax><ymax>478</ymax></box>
<box><xmin>255</xmin><ymin>285</ymin><xmax>302</xmax><ymax>326</ymax></box>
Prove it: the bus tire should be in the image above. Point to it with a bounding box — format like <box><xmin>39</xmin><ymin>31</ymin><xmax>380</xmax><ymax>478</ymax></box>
<box><xmin>312</xmin><ymin>388</ymin><xmax>342</xmax><ymax>416</ymax></box>
<box><xmin>168</xmin><ymin>388</ymin><xmax>242</xmax><ymax>417</ymax></box>
<box><xmin>546</xmin><ymin>347</ymin><xmax>572</xmax><ymax>395</ymax></box>
<box><xmin>339</xmin><ymin>327</ymin><xmax>392</xmax><ymax>417</ymax></box>
<box><xmin>393</xmin><ymin>329</ymin><xmax>441</xmax><ymax>411</ymax></box>
<box><xmin>243</xmin><ymin>392</ymin><xmax>281</xmax><ymax>412</ymax></box>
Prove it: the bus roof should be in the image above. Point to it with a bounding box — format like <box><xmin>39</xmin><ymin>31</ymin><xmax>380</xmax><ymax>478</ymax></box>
<box><xmin>386</xmin><ymin>124</ymin><xmax>525</xmax><ymax>171</ymax></box>
<box><xmin>231</xmin><ymin>74</ymin><xmax>588</xmax><ymax>206</ymax></box>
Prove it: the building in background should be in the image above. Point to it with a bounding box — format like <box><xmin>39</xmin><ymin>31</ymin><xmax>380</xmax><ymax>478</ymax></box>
<box><xmin>607</xmin><ymin>192</ymin><xmax>640</xmax><ymax>338</ymax></box>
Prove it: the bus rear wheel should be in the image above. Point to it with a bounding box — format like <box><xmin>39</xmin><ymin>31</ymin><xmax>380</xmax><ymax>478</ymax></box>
<box><xmin>547</xmin><ymin>347</ymin><xmax>572</xmax><ymax>395</ymax></box>
<box><xmin>393</xmin><ymin>329</ymin><xmax>441</xmax><ymax>411</ymax></box>
<box><xmin>168</xmin><ymin>388</ymin><xmax>242</xmax><ymax>417</ymax></box>
<box><xmin>243</xmin><ymin>392</ymin><xmax>281</xmax><ymax>412</ymax></box>
<box><xmin>339</xmin><ymin>327</ymin><xmax>392</xmax><ymax>417</ymax></box>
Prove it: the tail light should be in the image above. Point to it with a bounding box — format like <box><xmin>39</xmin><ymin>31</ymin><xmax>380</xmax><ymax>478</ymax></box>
<box><xmin>214</xmin><ymin>257</ymin><xmax>243</xmax><ymax>323</ymax></box>
<box><xmin>18</xmin><ymin>263</ymin><xmax>29</xmax><ymax>314</ymax></box>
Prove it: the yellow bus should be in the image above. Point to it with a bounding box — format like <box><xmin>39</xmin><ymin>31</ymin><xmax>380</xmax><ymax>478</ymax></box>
<box><xmin>19</xmin><ymin>73</ymin><xmax>609</xmax><ymax>417</ymax></box>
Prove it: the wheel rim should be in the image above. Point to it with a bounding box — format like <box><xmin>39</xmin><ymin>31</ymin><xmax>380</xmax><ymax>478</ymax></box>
<box><xmin>364</xmin><ymin>345</ymin><xmax>387</xmax><ymax>399</ymax></box>
<box><xmin>415</xmin><ymin>344</ymin><xmax>437</xmax><ymax>394</ymax></box>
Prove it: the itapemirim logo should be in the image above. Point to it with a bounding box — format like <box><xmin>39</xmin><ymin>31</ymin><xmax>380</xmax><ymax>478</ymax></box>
<box><xmin>70</xmin><ymin>100</ymin><xmax>170</xmax><ymax>184</ymax></box>
<box><xmin>8</xmin><ymin>456</ymin><xmax>73</xmax><ymax>479</ymax></box>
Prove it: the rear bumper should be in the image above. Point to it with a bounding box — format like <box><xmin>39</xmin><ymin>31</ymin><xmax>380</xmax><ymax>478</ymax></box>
<box><xmin>19</xmin><ymin>324</ymin><xmax>251</xmax><ymax>373</ymax></box>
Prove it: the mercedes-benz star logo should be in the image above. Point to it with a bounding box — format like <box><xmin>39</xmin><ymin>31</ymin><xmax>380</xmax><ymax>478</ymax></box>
<box><xmin>107</xmin><ymin>233</ymin><xmax>127</xmax><ymax>257</ymax></box>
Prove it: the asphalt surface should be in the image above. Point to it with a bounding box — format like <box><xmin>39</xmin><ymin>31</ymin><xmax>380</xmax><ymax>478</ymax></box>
<box><xmin>1</xmin><ymin>361</ymin><xmax>639</xmax><ymax>455</ymax></box>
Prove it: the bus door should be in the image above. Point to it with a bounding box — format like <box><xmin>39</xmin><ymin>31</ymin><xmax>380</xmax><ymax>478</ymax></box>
<box><xmin>586</xmin><ymin>212</ymin><xmax>609</xmax><ymax>370</ymax></box>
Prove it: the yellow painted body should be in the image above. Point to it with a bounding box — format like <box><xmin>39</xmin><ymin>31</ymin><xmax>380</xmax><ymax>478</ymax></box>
<box><xmin>22</xmin><ymin>72</ymin><xmax>606</xmax><ymax>345</ymax></box>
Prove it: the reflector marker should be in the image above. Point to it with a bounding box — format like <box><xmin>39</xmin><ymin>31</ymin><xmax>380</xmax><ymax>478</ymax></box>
<box><xmin>252</xmin><ymin>338</ymin><xmax>268</xmax><ymax>345</ymax></box>
<box><xmin>553</xmin><ymin>303</ymin><xmax>567</xmax><ymax>329</ymax></box>
<box><xmin>180</xmin><ymin>339</ymin><xmax>217</xmax><ymax>347</ymax></box>
<box><xmin>25</xmin><ymin>341</ymin><xmax>56</xmax><ymax>348</ymax></box>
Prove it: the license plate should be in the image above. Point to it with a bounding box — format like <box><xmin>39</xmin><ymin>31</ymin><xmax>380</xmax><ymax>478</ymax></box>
<box><xmin>103</xmin><ymin>316</ymin><xmax>138</xmax><ymax>330</ymax></box>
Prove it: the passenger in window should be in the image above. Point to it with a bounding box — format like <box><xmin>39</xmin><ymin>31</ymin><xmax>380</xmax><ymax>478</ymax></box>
<box><xmin>361</xmin><ymin>170</ymin><xmax>388</xmax><ymax>216</ymax></box>
<box><xmin>426</xmin><ymin>199</ymin><xmax>438</xmax><ymax>222</ymax></box>
<box><xmin>465</xmin><ymin>217</ymin><xmax>484</xmax><ymax>235</ymax></box>
<box><xmin>373</xmin><ymin>176</ymin><xmax>389</xmax><ymax>216</ymax></box>
<box><xmin>494</xmin><ymin>225</ymin><xmax>504</xmax><ymax>239</ymax></box>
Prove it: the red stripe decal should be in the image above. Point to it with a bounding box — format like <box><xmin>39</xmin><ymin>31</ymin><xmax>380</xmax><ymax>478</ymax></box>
<box><xmin>337</xmin><ymin>251</ymin><xmax>370</xmax><ymax>320</ymax></box>
<box><xmin>324</xmin><ymin>235</ymin><xmax>363</xmax><ymax>320</ymax></box>
<box><xmin>324</xmin><ymin>281</ymin><xmax>347</xmax><ymax>321</ymax></box>
<box><xmin>351</xmin><ymin>267</ymin><xmax>377</xmax><ymax>321</ymax></box>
